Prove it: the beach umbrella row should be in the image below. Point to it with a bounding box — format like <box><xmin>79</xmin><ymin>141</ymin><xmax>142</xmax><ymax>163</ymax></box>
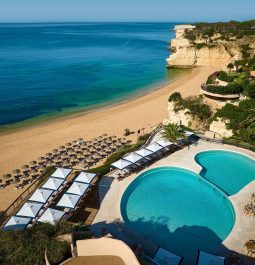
<box><xmin>3</xmin><ymin>134</ymin><xmax>127</xmax><ymax>188</ymax></box>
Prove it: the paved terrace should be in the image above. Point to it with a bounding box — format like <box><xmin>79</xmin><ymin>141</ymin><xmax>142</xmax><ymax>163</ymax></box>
<box><xmin>91</xmin><ymin>139</ymin><xmax>255</xmax><ymax>264</ymax></box>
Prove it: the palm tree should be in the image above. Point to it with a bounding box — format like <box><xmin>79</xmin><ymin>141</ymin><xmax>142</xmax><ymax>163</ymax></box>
<box><xmin>162</xmin><ymin>123</ymin><xmax>185</xmax><ymax>143</ymax></box>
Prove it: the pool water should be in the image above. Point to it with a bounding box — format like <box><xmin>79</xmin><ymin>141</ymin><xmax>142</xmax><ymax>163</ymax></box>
<box><xmin>121</xmin><ymin>167</ymin><xmax>235</xmax><ymax>264</ymax></box>
<box><xmin>195</xmin><ymin>150</ymin><xmax>255</xmax><ymax>195</ymax></box>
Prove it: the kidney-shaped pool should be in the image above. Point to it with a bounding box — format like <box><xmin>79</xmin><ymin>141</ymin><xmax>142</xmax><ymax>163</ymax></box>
<box><xmin>121</xmin><ymin>167</ymin><xmax>235</xmax><ymax>263</ymax></box>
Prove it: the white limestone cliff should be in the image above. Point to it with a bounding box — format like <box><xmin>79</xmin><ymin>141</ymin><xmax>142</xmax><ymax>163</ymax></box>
<box><xmin>166</xmin><ymin>25</ymin><xmax>254</xmax><ymax>68</ymax></box>
<box><xmin>163</xmin><ymin>101</ymin><xmax>192</xmax><ymax>127</ymax></box>
<box><xmin>209</xmin><ymin>118</ymin><xmax>233</xmax><ymax>138</ymax></box>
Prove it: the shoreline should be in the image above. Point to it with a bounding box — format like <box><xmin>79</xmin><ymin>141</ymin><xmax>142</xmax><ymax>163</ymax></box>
<box><xmin>0</xmin><ymin>70</ymin><xmax>188</xmax><ymax>136</ymax></box>
<box><xmin>0</xmin><ymin>65</ymin><xmax>216</xmax><ymax>211</ymax></box>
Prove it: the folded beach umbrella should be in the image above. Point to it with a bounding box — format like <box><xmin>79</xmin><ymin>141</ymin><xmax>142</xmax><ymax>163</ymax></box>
<box><xmin>3</xmin><ymin>216</ymin><xmax>32</xmax><ymax>231</ymax></box>
<box><xmin>75</xmin><ymin>172</ymin><xmax>96</xmax><ymax>184</ymax></box>
<box><xmin>145</xmin><ymin>143</ymin><xmax>164</xmax><ymax>153</ymax></box>
<box><xmin>41</xmin><ymin>177</ymin><xmax>65</xmax><ymax>191</ymax></box>
<box><xmin>66</xmin><ymin>182</ymin><xmax>89</xmax><ymax>196</ymax></box>
<box><xmin>57</xmin><ymin>193</ymin><xmax>81</xmax><ymax>209</ymax></box>
<box><xmin>197</xmin><ymin>250</ymin><xmax>225</xmax><ymax>265</ymax></box>
<box><xmin>156</xmin><ymin>139</ymin><xmax>174</xmax><ymax>148</ymax></box>
<box><xmin>123</xmin><ymin>153</ymin><xmax>143</xmax><ymax>163</ymax></box>
<box><xmin>37</xmin><ymin>208</ymin><xmax>66</xmax><ymax>224</ymax></box>
<box><xmin>134</xmin><ymin>148</ymin><xmax>154</xmax><ymax>157</ymax></box>
<box><xmin>51</xmin><ymin>167</ymin><xmax>72</xmax><ymax>179</ymax></box>
<box><xmin>111</xmin><ymin>159</ymin><xmax>132</xmax><ymax>170</ymax></box>
<box><xmin>28</xmin><ymin>188</ymin><xmax>53</xmax><ymax>204</ymax></box>
<box><xmin>16</xmin><ymin>202</ymin><xmax>43</xmax><ymax>218</ymax></box>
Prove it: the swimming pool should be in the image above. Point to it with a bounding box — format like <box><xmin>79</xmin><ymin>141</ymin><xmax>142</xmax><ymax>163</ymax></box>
<box><xmin>121</xmin><ymin>167</ymin><xmax>235</xmax><ymax>264</ymax></box>
<box><xmin>195</xmin><ymin>150</ymin><xmax>255</xmax><ymax>195</ymax></box>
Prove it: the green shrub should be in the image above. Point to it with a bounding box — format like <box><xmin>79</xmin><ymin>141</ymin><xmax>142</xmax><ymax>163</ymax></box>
<box><xmin>241</xmin><ymin>44</ymin><xmax>251</xmax><ymax>58</ymax></box>
<box><xmin>214</xmin><ymin>104</ymin><xmax>246</xmax><ymax>130</ymax></box>
<box><xmin>214</xmin><ymin>99</ymin><xmax>255</xmax><ymax>130</ymax></box>
<box><xmin>88</xmin><ymin>164</ymin><xmax>111</xmax><ymax>175</ymax></box>
<box><xmin>168</xmin><ymin>92</ymin><xmax>182</xmax><ymax>102</ymax></box>
<box><xmin>0</xmin><ymin>221</ymin><xmax>72</xmax><ymax>265</ymax></box>
<box><xmin>239</xmin><ymin>98</ymin><xmax>255</xmax><ymax>109</ymax></box>
<box><xmin>184</xmin><ymin>29</ymin><xmax>196</xmax><ymax>41</ymax></box>
<box><xmin>205</xmin><ymin>83</ymin><xmax>242</xmax><ymax>95</ymax></box>
<box><xmin>196</xmin><ymin>43</ymin><xmax>207</xmax><ymax>49</ymax></box>
<box><xmin>218</xmin><ymin>71</ymin><xmax>234</xmax><ymax>82</ymax></box>
<box><xmin>248</xmin><ymin>84</ymin><xmax>255</xmax><ymax>98</ymax></box>
<box><xmin>206</xmin><ymin>72</ymin><xmax>218</xmax><ymax>84</ymax></box>
<box><xmin>173</xmin><ymin>95</ymin><xmax>212</xmax><ymax>122</ymax></box>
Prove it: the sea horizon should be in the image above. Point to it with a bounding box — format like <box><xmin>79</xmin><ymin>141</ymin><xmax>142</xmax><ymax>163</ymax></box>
<box><xmin>0</xmin><ymin>22</ymin><xmax>188</xmax><ymax>129</ymax></box>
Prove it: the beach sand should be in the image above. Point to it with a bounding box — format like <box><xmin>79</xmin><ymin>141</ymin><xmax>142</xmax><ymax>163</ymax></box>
<box><xmin>0</xmin><ymin>66</ymin><xmax>217</xmax><ymax>211</ymax></box>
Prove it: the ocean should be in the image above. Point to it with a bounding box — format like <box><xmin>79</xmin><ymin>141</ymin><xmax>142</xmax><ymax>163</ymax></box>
<box><xmin>0</xmin><ymin>22</ymin><xmax>186</xmax><ymax>127</ymax></box>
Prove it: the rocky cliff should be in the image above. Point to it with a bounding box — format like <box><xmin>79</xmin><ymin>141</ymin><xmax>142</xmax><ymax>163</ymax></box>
<box><xmin>166</xmin><ymin>24</ymin><xmax>255</xmax><ymax>68</ymax></box>
<box><xmin>163</xmin><ymin>101</ymin><xmax>205</xmax><ymax>130</ymax></box>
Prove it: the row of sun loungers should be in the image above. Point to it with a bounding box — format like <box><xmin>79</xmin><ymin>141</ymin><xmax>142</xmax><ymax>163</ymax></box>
<box><xmin>3</xmin><ymin>167</ymin><xmax>97</xmax><ymax>230</ymax></box>
<box><xmin>111</xmin><ymin>139</ymin><xmax>177</xmax><ymax>176</ymax></box>
<box><xmin>111</xmin><ymin>131</ymin><xmax>197</xmax><ymax>176</ymax></box>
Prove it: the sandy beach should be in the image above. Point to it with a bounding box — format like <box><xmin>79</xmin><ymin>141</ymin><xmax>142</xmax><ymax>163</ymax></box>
<box><xmin>0</xmin><ymin>66</ymin><xmax>216</xmax><ymax>211</ymax></box>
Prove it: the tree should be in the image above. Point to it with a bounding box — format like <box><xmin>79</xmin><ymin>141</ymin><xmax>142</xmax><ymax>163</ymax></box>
<box><xmin>227</xmin><ymin>63</ymin><xmax>234</xmax><ymax>74</ymax></box>
<box><xmin>162</xmin><ymin>123</ymin><xmax>185</xmax><ymax>143</ymax></box>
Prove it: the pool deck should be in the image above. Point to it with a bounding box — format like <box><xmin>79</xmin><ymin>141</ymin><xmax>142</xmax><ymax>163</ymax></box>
<box><xmin>91</xmin><ymin>140</ymin><xmax>255</xmax><ymax>264</ymax></box>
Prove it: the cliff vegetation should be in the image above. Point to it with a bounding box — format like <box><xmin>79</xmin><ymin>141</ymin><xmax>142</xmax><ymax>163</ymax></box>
<box><xmin>168</xmin><ymin>92</ymin><xmax>212</xmax><ymax>123</ymax></box>
<box><xmin>189</xmin><ymin>20</ymin><xmax>255</xmax><ymax>41</ymax></box>
<box><xmin>166</xmin><ymin>20</ymin><xmax>255</xmax><ymax>68</ymax></box>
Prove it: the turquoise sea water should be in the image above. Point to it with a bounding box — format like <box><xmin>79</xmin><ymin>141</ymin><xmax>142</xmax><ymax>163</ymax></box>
<box><xmin>121</xmin><ymin>167</ymin><xmax>234</xmax><ymax>264</ymax></box>
<box><xmin>0</xmin><ymin>22</ymin><xmax>185</xmax><ymax>127</ymax></box>
<box><xmin>195</xmin><ymin>150</ymin><xmax>255</xmax><ymax>195</ymax></box>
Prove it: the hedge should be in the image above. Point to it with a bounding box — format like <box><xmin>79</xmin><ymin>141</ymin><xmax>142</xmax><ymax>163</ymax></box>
<box><xmin>205</xmin><ymin>83</ymin><xmax>242</xmax><ymax>95</ymax></box>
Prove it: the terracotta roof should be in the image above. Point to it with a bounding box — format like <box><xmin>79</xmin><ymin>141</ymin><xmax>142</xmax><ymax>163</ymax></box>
<box><xmin>251</xmin><ymin>71</ymin><xmax>255</xmax><ymax>77</ymax></box>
